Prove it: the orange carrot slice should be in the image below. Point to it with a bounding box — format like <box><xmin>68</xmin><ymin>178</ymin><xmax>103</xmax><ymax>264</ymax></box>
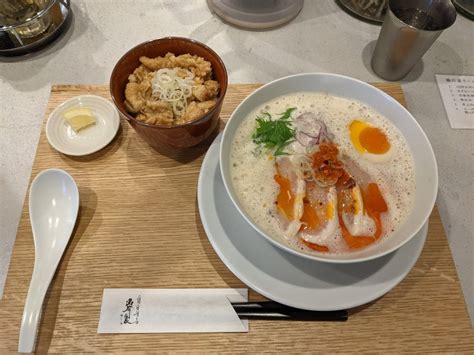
<box><xmin>302</xmin><ymin>239</ymin><xmax>329</xmax><ymax>252</ymax></box>
<box><xmin>338</xmin><ymin>183</ymin><xmax>387</xmax><ymax>250</ymax></box>
<box><xmin>364</xmin><ymin>183</ymin><xmax>388</xmax><ymax>214</ymax></box>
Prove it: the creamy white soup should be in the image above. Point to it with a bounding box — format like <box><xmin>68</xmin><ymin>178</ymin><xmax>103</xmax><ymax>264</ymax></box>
<box><xmin>230</xmin><ymin>92</ymin><xmax>415</xmax><ymax>254</ymax></box>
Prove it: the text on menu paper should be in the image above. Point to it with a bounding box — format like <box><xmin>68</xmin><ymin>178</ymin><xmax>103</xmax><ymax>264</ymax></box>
<box><xmin>436</xmin><ymin>75</ymin><xmax>474</xmax><ymax>129</ymax></box>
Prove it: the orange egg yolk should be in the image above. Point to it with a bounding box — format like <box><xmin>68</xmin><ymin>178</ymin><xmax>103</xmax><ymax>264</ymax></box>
<box><xmin>300</xmin><ymin>202</ymin><xmax>320</xmax><ymax>231</ymax></box>
<box><xmin>300</xmin><ymin>203</ymin><xmax>329</xmax><ymax>252</ymax></box>
<box><xmin>359</xmin><ymin>127</ymin><xmax>391</xmax><ymax>154</ymax></box>
<box><xmin>299</xmin><ymin>197</ymin><xmax>333</xmax><ymax>253</ymax></box>
<box><xmin>274</xmin><ymin>174</ymin><xmax>296</xmax><ymax>220</ymax></box>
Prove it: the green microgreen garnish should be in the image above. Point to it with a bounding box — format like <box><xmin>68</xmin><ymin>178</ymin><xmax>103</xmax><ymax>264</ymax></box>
<box><xmin>252</xmin><ymin>107</ymin><xmax>296</xmax><ymax>156</ymax></box>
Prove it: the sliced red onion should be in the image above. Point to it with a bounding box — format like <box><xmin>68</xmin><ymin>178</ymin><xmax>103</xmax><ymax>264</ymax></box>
<box><xmin>316</xmin><ymin>119</ymin><xmax>334</xmax><ymax>143</ymax></box>
<box><xmin>296</xmin><ymin>131</ymin><xmax>318</xmax><ymax>147</ymax></box>
<box><xmin>295</xmin><ymin>113</ymin><xmax>320</xmax><ymax>134</ymax></box>
<box><xmin>294</xmin><ymin>112</ymin><xmax>334</xmax><ymax>147</ymax></box>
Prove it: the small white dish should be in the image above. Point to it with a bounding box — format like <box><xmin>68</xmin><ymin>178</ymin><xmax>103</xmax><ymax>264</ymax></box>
<box><xmin>198</xmin><ymin>133</ymin><xmax>428</xmax><ymax>311</ymax></box>
<box><xmin>46</xmin><ymin>95</ymin><xmax>120</xmax><ymax>156</ymax></box>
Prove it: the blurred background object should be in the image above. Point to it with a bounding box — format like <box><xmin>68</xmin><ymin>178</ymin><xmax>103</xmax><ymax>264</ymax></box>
<box><xmin>338</xmin><ymin>0</ymin><xmax>473</xmax><ymax>23</ymax></box>
<box><xmin>337</xmin><ymin>0</ymin><xmax>388</xmax><ymax>23</ymax></box>
<box><xmin>207</xmin><ymin>0</ymin><xmax>304</xmax><ymax>30</ymax></box>
<box><xmin>0</xmin><ymin>0</ymin><xmax>71</xmax><ymax>56</ymax></box>
<box><xmin>371</xmin><ymin>0</ymin><xmax>457</xmax><ymax>80</ymax></box>
<box><xmin>453</xmin><ymin>0</ymin><xmax>474</xmax><ymax>20</ymax></box>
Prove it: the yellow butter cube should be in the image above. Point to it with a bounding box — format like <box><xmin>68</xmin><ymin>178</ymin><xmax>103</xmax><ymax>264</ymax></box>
<box><xmin>65</xmin><ymin>114</ymin><xmax>96</xmax><ymax>132</ymax></box>
<box><xmin>63</xmin><ymin>107</ymin><xmax>92</xmax><ymax>120</ymax></box>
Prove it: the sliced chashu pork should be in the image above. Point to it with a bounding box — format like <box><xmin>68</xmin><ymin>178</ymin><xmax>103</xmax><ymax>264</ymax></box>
<box><xmin>274</xmin><ymin>156</ymin><xmax>305</xmax><ymax>238</ymax></box>
<box><xmin>299</xmin><ymin>181</ymin><xmax>339</xmax><ymax>250</ymax></box>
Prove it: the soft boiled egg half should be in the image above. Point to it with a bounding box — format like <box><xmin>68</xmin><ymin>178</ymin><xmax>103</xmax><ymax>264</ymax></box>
<box><xmin>349</xmin><ymin>120</ymin><xmax>393</xmax><ymax>163</ymax></box>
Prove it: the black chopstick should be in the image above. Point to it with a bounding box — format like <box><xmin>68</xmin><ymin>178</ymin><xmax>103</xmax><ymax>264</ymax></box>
<box><xmin>232</xmin><ymin>301</ymin><xmax>348</xmax><ymax>321</ymax></box>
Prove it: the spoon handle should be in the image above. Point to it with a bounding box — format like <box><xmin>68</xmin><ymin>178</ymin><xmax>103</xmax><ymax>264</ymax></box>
<box><xmin>18</xmin><ymin>264</ymin><xmax>54</xmax><ymax>353</ymax></box>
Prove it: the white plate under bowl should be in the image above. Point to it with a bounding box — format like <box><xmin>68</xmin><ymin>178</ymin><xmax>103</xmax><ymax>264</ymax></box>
<box><xmin>220</xmin><ymin>73</ymin><xmax>437</xmax><ymax>263</ymax></box>
<box><xmin>198</xmin><ymin>134</ymin><xmax>428</xmax><ymax>311</ymax></box>
<box><xmin>46</xmin><ymin>95</ymin><xmax>120</xmax><ymax>156</ymax></box>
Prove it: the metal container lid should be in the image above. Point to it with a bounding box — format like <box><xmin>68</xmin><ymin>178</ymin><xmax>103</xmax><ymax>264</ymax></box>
<box><xmin>0</xmin><ymin>0</ymin><xmax>54</xmax><ymax>29</ymax></box>
<box><xmin>207</xmin><ymin>0</ymin><xmax>304</xmax><ymax>30</ymax></box>
<box><xmin>0</xmin><ymin>0</ymin><xmax>71</xmax><ymax>56</ymax></box>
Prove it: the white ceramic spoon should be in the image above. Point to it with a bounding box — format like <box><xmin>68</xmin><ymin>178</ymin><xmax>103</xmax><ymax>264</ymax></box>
<box><xmin>18</xmin><ymin>169</ymin><xmax>79</xmax><ymax>353</ymax></box>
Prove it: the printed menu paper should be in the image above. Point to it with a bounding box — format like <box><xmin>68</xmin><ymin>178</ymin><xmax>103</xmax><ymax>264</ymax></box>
<box><xmin>98</xmin><ymin>288</ymin><xmax>248</xmax><ymax>333</ymax></box>
<box><xmin>436</xmin><ymin>75</ymin><xmax>474</xmax><ymax>129</ymax></box>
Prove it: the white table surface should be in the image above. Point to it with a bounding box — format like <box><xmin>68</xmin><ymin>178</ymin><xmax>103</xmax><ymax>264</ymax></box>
<box><xmin>0</xmin><ymin>0</ymin><xmax>473</xmax><ymax>325</ymax></box>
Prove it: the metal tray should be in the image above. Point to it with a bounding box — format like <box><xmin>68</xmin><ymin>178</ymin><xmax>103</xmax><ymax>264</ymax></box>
<box><xmin>0</xmin><ymin>0</ymin><xmax>70</xmax><ymax>56</ymax></box>
<box><xmin>337</xmin><ymin>0</ymin><xmax>387</xmax><ymax>24</ymax></box>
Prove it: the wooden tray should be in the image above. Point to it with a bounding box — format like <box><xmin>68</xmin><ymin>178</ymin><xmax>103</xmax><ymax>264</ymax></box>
<box><xmin>1</xmin><ymin>84</ymin><xmax>472</xmax><ymax>352</ymax></box>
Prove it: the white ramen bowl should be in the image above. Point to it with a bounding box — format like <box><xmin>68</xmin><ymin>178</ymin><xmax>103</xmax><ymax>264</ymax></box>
<box><xmin>220</xmin><ymin>73</ymin><xmax>438</xmax><ymax>263</ymax></box>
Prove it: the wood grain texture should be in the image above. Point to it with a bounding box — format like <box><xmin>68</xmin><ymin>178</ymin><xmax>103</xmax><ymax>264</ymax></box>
<box><xmin>0</xmin><ymin>84</ymin><xmax>472</xmax><ymax>353</ymax></box>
